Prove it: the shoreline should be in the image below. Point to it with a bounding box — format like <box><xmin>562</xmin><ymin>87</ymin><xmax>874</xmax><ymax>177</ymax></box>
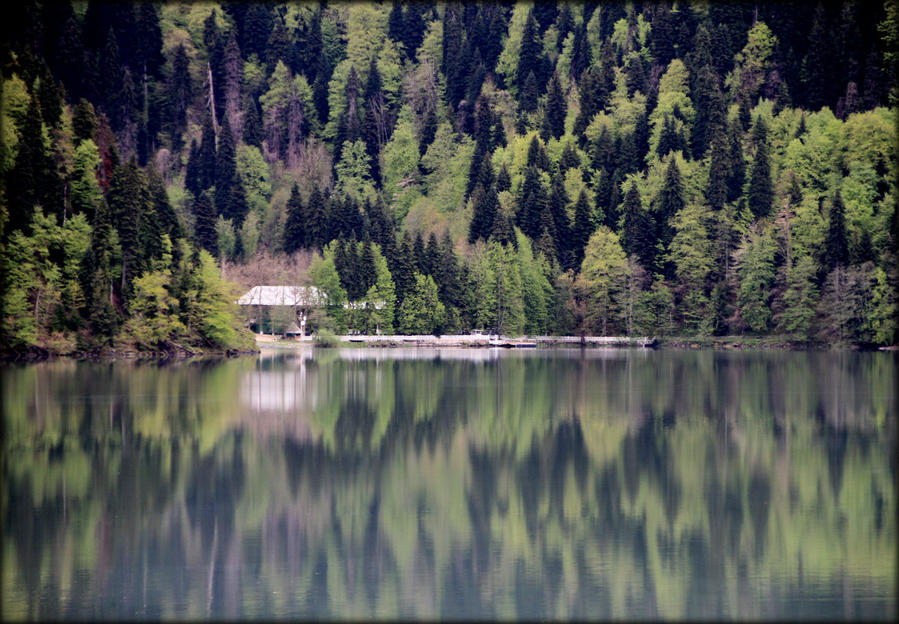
<box><xmin>2</xmin><ymin>335</ymin><xmax>895</xmax><ymax>363</ymax></box>
<box><xmin>254</xmin><ymin>334</ymin><xmax>895</xmax><ymax>352</ymax></box>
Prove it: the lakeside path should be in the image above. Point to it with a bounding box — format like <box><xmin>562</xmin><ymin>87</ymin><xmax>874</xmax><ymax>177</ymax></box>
<box><xmin>255</xmin><ymin>334</ymin><xmax>658</xmax><ymax>348</ymax></box>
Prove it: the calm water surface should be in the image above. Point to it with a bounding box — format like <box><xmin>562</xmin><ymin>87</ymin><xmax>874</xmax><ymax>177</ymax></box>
<box><xmin>2</xmin><ymin>348</ymin><xmax>896</xmax><ymax>620</ymax></box>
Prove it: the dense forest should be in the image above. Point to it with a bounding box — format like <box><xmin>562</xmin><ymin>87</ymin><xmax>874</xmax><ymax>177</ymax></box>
<box><xmin>0</xmin><ymin>1</ymin><xmax>896</xmax><ymax>353</ymax></box>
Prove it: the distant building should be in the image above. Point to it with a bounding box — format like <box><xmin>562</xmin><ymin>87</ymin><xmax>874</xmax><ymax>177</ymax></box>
<box><xmin>236</xmin><ymin>286</ymin><xmax>385</xmax><ymax>336</ymax></box>
<box><xmin>237</xmin><ymin>286</ymin><xmax>326</xmax><ymax>336</ymax></box>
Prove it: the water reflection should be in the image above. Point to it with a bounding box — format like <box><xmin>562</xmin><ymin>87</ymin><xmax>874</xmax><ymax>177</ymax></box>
<box><xmin>2</xmin><ymin>349</ymin><xmax>896</xmax><ymax>620</ymax></box>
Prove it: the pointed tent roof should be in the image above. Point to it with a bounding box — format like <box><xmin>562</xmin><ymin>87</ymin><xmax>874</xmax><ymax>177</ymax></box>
<box><xmin>236</xmin><ymin>285</ymin><xmax>326</xmax><ymax>306</ymax></box>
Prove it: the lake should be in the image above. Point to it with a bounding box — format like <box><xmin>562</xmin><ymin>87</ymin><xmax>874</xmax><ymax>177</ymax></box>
<box><xmin>2</xmin><ymin>348</ymin><xmax>895</xmax><ymax>620</ymax></box>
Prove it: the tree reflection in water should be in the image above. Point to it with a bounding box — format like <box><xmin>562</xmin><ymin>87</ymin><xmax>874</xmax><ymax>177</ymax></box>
<box><xmin>2</xmin><ymin>349</ymin><xmax>896</xmax><ymax>620</ymax></box>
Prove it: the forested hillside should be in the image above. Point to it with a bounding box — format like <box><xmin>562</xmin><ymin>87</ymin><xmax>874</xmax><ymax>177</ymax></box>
<box><xmin>1</xmin><ymin>1</ymin><xmax>896</xmax><ymax>353</ymax></box>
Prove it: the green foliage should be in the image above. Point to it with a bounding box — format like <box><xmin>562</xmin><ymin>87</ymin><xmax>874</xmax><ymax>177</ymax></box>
<box><xmin>235</xmin><ymin>144</ymin><xmax>272</xmax><ymax>217</ymax></box>
<box><xmin>381</xmin><ymin>113</ymin><xmax>420</xmax><ymax>211</ymax></box>
<box><xmin>578</xmin><ymin>226</ymin><xmax>628</xmax><ymax>335</ymax></box>
<box><xmin>310</xmin><ymin>245</ymin><xmax>347</xmax><ymax>332</ymax></box>
<box><xmin>736</xmin><ymin>226</ymin><xmax>777</xmax><ymax>333</ymax></box>
<box><xmin>189</xmin><ymin>250</ymin><xmax>245</xmax><ymax>349</ymax></box>
<box><xmin>775</xmin><ymin>255</ymin><xmax>819</xmax><ymax>341</ymax></box>
<box><xmin>123</xmin><ymin>265</ymin><xmax>186</xmax><ymax>349</ymax></box>
<box><xmin>1</xmin><ymin>1</ymin><xmax>896</xmax><ymax>349</ymax></box>
<box><xmin>398</xmin><ymin>272</ymin><xmax>445</xmax><ymax>335</ymax></box>
<box><xmin>70</xmin><ymin>140</ymin><xmax>103</xmax><ymax>219</ymax></box>
<box><xmin>725</xmin><ymin>21</ymin><xmax>778</xmax><ymax>105</ymax></box>
<box><xmin>335</xmin><ymin>139</ymin><xmax>376</xmax><ymax>205</ymax></box>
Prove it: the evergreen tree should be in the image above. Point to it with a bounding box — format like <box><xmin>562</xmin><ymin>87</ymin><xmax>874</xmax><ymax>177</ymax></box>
<box><xmin>362</xmin><ymin>57</ymin><xmax>385</xmax><ymax>184</ymax></box>
<box><xmin>468</xmin><ymin>182</ymin><xmax>499</xmax><ymax>244</ymax></box>
<box><xmin>359</xmin><ymin>237</ymin><xmax>377</xmax><ymax>296</ymax></box>
<box><xmin>634</xmin><ymin>104</ymin><xmax>651</xmax><ymax>164</ymax></box>
<box><xmin>590</xmin><ymin>126</ymin><xmax>615</xmax><ymax>172</ymax></box>
<box><xmin>547</xmin><ymin>172</ymin><xmax>572</xmax><ymax>268</ymax></box>
<box><xmin>265</xmin><ymin>16</ymin><xmax>291</xmax><ymax>72</ymax></box>
<box><xmin>559</xmin><ymin>142</ymin><xmax>581</xmax><ymax>172</ymax></box>
<box><xmin>624</xmin><ymin>53</ymin><xmax>648</xmax><ymax>95</ymax></box>
<box><xmin>526</xmin><ymin>135</ymin><xmax>550</xmax><ymax>171</ymax></box>
<box><xmin>402</xmin><ymin>3</ymin><xmax>427</xmax><ymax>63</ymax></box>
<box><xmin>654</xmin><ymin>158</ymin><xmax>685</xmax><ymax>275</ymax></box>
<box><xmin>496</xmin><ymin>164</ymin><xmax>512</xmax><ymax>193</ymax></box>
<box><xmin>168</xmin><ymin>44</ymin><xmax>192</xmax><ymax>143</ymax></box>
<box><xmin>146</xmin><ymin>166</ymin><xmax>182</xmax><ymax>241</ymax></box>
<box><xmin>312</xmin><ymin>54</ymin><xmax>331</xmax><ymax>126</ymax></box>
<box><xmin>388</xmin><ymin>1</ymin><xmax>405</xmax><ymax>48</ymax></box>
<box><xmin>297</xmin><ymin>8</ymin><xmax>323</xmax><ymax>78</ymax></box>
<box><xmin>707</xmin><ymin>130</ymin><xmax>730</xmax><ymax>211</ymax></box>
<box><xmin>491</xmin><ymin>206</ymin><xmax>517</xmax><ymax>248</ymax></box>
<box><xmin>690</xmin><ymin>64</ymin><xmax>726</xmax><ymax>159</ymax></box>
<box><xmin>542</xmin><ymin>72</ymin><xmax>566</xmax><ymax>140</ymax></box>
<box><xmin>184</xmin><ymin>139</ymin><xmax>202</xmax><ymax>198</ymax></box>
<box><xmin>424</xmin><ymin>232</ymin><xmax>441</xmax><ymax>278</ymax></box>
<box><xmin>569</xmin><ymin>22</ymin><xmax>591</xmax><ymax>81</ymax></box>
<box><xmin>823</xmin><ymin>192</ymin><xmax>849</xmax><ymax>271</ymax></box>
<box><xmin>214</xmin><ymin>116</ymin><xmax>236</xmax><ymax>218</ymax></box>
<box><xmin>726</xmin><ymin>117</ymin><xmax>745</xmax><ymax>203</ymax></box>
<box><xmin>517</xmin><ymin>164</ymin><xmax>547</xmax><ymax>240</ymax></box>
<box><xmin>242</xmin><ymin>99</ymin><xmax>263</xmax><ymax>148</ymax></box>
<box><xmin>518</xmin><ymin>10</ymin><xmax>546</xmax><ymax>96</ymax></box>
<box><xmin>571</xmin><ymin>190</ymin><xmax>595</xmax><ymax>270</ymax></box>
<box><xmin>747</xmin><ymin>117</ymin><xmax>773</xmax><ymax>219</ymax></box>
<box><xmin>621</xmin><ymin>185</ymin><xmax>657</xmax><ymax>274</ymax></box>
<box><xmin>6</xmin><ymin>95</ymin><xmax>55</xmax><ymax>233</ymax></box>
<box><xmin>574</xmin><ymin>66</ymin><xmax>601</xmax><ymax>137</ymax></box>
<box><xmin>81</xmin><ymin>198</ymin><xmax>121</xmax><ymax>342</ymax></box>
<box><xmin>106</xmin><ymin>157</ymin><xmax>146</xmax><ymax>295</ymax></box>
<box><xmin>441</xmin><ymin>4</ymin><xmax>466</xmax><ymax>110</ymax></box>
<box><xmin>412</xmin><ymin>231</ymin><xmax>427</xmax><ymax>274</ymax></box>
<box><xmin>198</xmin><ymin>111</ymin><xmax>217</xmax><ymax>191</ymax></box>
<box><xmin>436</xmin><ymin>231</ymin><xmax>462</xmax><ymax>310</ymax></box>
<box><xmin>306</xmin><ymin>186</ymin><xmax>327</xmax><ymax>250</ymax></box>
<box><xmin>193</xmin><ymin>191</ymin><xmax>218</xmax><ymax>257</ymax></box>
<box><xmin>55</xmin><ymin>16</ymin><xmax>88</xmax><ymax>101</ymax></box>
<box><xmin>392</xmin><ymin>232</ymin><xmax>416</xmax><ymax>306</ymax></box>
<box><xmin>335</xmin><ymin>67</ymin><xmax>363</xmax><ymax>164</ymax></box>
<box><xmin>519</xmin><ymin>70</ymin><xmax>539</xmax><ymax>114</ymax></box>
<box><xmin>283</xmin><ymin>186</ymin><xmax>306</xmax><ymax>254</ymax></box>
<box><xmin>35</xmin><ymin>60</ymin><xmax>63</xmax><ymax>128</ymax></box>
<box><xmin>418</xmin><ymin>106</ymin><xmax>438</xmax><ymax>156</ymax></box>
<box><xmin>242</xmin><ymin>4</ymin><xmax>274</xmax><ymax>59</ymax></box>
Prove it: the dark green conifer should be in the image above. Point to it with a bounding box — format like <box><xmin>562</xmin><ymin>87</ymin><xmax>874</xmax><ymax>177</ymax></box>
<box><xmin>654</xmin><ymin>158</ymin><xmax>685</xmax><ymax>278</ymax></box>
<box><xmin>542</xmin><ymin>72</ymin><xmax>566</xmax><ymax>140</ymax></box>
<box><xmin>621</xmin><ymin>185</ymin><xmax>656</xmax><ymax>273</ymax></box>
<box><xmin>468</xmin><ymin>183</ymin><xmax>498</xmax><ymax>244</ymax></box>
<box><xmin>517</xmin><ymin>164</ymin><xmax>547</xmax><ymax>240</ymax></box>
<box><xmin>547</xmin><ymin>172</ymin><xmax>571</xmax><ymax>267</ymax></box>
<box><xmin>392</xmin><ymin>232</ymin><xmax>416</xmax><ymax>306</ymax></box>
<box><xmin>214</xmin><ymin>115</ymin><xmax>236</xmax><ymax>217</ymax></box>
<box><xmin>747</xmin><ymin>117</ymin><xmax>773</xmax><ymax>219</ymax></box>
<box><xmin>823</xmin><ymin>192</ymin><xmax>849</xmax><ymax>270</ymax></box>
<box><xmin>193</xmin><ymin>191</ymin><xmax>218</xmax><ymax>257</ymax></box>
<box><xmin>572</xmin><ymin>190</ymin><xmax>595</xmax><ymax>269</ymax></box>
<box><xmin>283</xmin><ymin>185</ymin><xmax>305</xmax><ymax>254</ymax></box>
<box><xmin>198</xmin><ymin>111</ymin><xmax>216</xmax><ymax>191</ymax></box>
<box><xmin>520</xmin><ymin>70</ymin><xmax>539</xmax><ymax>114</ymax></box>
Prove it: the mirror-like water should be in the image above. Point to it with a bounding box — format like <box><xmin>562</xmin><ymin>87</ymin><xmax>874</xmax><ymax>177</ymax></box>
<box><xmin>2</xmin><ymin>348</ymin><xmax>896</xmax><ymax>620</ymax></box>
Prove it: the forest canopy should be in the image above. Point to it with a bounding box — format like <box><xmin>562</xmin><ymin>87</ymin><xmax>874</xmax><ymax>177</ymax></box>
<box><xmin>0</xmin><ymin>0</ymin><xmax>896</xmax><ymax>353</ymax></box>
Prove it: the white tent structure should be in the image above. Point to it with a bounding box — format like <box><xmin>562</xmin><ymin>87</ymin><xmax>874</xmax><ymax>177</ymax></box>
<box><xmin>237</xmin><ymin>286</ymin><xmax>327</xmax><ymax>336</ymax></box>
<box><xmin>237</xmin><ymin>285</ymin><xmax>326</xmax><ymax>307</ymax></box>
<box><xmin>237</xmin><ymin>285</ymin><xmax>389</xmax><ymax>336</ymax></box>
